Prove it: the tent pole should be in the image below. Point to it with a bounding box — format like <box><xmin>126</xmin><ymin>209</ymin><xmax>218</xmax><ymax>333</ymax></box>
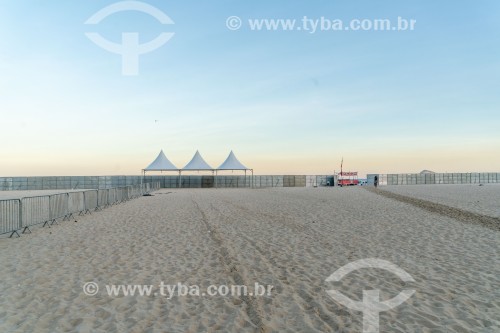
<box><xmin>178</xmin><ymin>170</ymin><xmax>181</xmax><ymax>189</ymax></box>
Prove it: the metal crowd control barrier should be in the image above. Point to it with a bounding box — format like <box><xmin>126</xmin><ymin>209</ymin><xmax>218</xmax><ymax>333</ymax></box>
<box><xmin>367</xmin><ymin>173</ymin><xmax>500</xmax><ymax>186</ymax></box>
<box><xmin>0</xmin><ymin>200</ymin><xmax>21</xmax><ymax>237</ymax></box>
<box><xmin>0</xmin><ymin>182</ymin><xmax>160</xmax><ymax>238</ymax></box>
<box><xmin>48</xmin><ymin>193</ymin><xmax>69</xmax><ymax>226</ymax></box>
<box><xmin>108</xmin><ymin>188</ymin><xmax>116</xmax><ymax>205</ymax></box>
<box><xmin>0</xmin><ymin>175</ymin><xmax>335</xmax><ymax>189</ymax></box>
<box><xmin>83</xmin><ymin>190</ymin><xmax>98</xmax><ymax>214</ymax></box>
<box><xmin>115</xmin><ymin>187</ymin><xmax>125</xmax><ymax>203</ymax></box>
<box><xmin>97</xmin><ymin>189</ymin><xmax>109</xmax><ymax>210</ymax></box>
<box><xmin>68</xmin><ymin>192</ymin><xmax>85</xmax><ymax>217</ymax></box>
<box><xmin>22</xmin><ymin>196</ymin><xmax>50</xmax><ymax>232</ymax></box>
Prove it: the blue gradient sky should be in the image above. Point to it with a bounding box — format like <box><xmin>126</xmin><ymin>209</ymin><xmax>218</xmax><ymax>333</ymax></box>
<box><xmin>1</xmin><ymin>1</ymin><xmax>499</xmax><ymax>176</ymax></box>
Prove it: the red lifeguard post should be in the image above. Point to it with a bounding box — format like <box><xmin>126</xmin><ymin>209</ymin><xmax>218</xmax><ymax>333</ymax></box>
<box><xmin>338</xmin><ymin>171</ymin><xmax>359</xmax><ymax>186</ymax></box>
<box><xmin>337</xmin><ymin>158</ymin><xmax>359</xmax><ymax>186</ymax></box>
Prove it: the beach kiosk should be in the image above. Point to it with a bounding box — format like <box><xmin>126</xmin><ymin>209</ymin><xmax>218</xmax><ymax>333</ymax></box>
<box><xmin>337</xmin><ymin>171</ymin><xmax>359</xmax><ymax>186</ymax></box>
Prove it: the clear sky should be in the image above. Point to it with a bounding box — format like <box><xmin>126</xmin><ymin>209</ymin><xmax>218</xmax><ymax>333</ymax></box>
<box><xmin>1</xmin><ymin>1</ymin><xmax>499</xmax><ymax>176</ymax></box>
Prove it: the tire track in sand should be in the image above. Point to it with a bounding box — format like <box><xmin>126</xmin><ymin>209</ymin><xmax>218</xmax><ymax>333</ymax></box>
<box><xmin>191</xmin><ymin>199</ymin><xmax>267</xmax><ymax>333</ymax></box>
<box><xmin>212</xmin><ymin>200</ymin><xmax>344</xmax><ymax>332</ymax></box>
<box><xmin>218</xmin><ymin>199</ymin><xmax>359</xmax><ymax>258</ymax></box>
<box><xmin>366</xmin><ymin>187</ymin><xmax>500</xmax><ymax>231</ymax></box>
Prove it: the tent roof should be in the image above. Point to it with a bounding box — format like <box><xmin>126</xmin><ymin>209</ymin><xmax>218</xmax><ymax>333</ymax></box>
<box><xmin>217</xmin><ymin>151</ymin><xmax>250</xmax><ymax>170</ymax></box>
<box><xmin>144</xmin><ymin>150</ymin><xmax>178</xmax><ymax>171</ymax></box>
<box><xmin>182</xmin><ymin>151</ymin><xmax>213</xmax><ymax>170</ymax></box>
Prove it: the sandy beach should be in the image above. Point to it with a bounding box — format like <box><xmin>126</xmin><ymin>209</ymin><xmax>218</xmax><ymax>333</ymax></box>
<box><xmin>383</xmin><ymin>184</ymin><xmax>500</xmax><ymax>218</ymax></box>
<box><xmin>1</xmin><ymin>187</ymin><xmax>499</xmax><ymax>332</ymax></box>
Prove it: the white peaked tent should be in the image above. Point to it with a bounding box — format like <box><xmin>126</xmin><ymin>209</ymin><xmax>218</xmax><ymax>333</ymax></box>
<box><xmin>142</xmin><ymin>150</ymin><xmax>180</xmax><ymax>186</ymax></box>
<box><xmin>217</xmin><ymin>150</ymin><xmax>249</xmax><ymax>170</ymax></box>
<box><xmin>182</xmin><ymin>150</ymin><xmax>213</xmax><ymax>171</ymax></box>
<box><xmin>215</xmin><ymin>151</ymin><xmax>253</xmax><ymax>187</ymax></box>
<box><xmin>179</xmin><ymin>151</ymin><xmax>214</xmax><ymax>188</ymax></box>
<box><xmin>144</xmin><ymin>150</ymin><xmax>179</xmax><ymax>172</ymax></box>
<box><xmin>141</xmin><ymin>150</ymin><xmax>253</xmax><ymax>188</ymax></box>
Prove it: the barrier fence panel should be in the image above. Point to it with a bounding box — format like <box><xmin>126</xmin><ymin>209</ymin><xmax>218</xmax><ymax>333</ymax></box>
<box><xmin>49</xmin><ymin>194</ymin><xmax>68</xmax><ymax>222</ymax></box>
<box><xmin>493</xmin><ymin>173</ymin><xmax>499</xmax><ymax>183</ymax></box>
<box><xmin>68</xmin><ymin>192</ymin><xmax>85</xmax><ymax>215</ymax></box>
<box><xmin>115</xmin><ymin>188</ymin><xmax>123</xmax><ymax>202</ymax></box>
<box><xmin>0</xmin><ymin>182</ymin><xmax>159</xmax><ymax>237</ymax></box>
<box><xmin>84</xmin><ymin>190</ymin><xmax>98</xmax><ymax>212</ymax></box>
<box><xmin>305</xmin><ymin>175</ymin><xmax>335</xmax><ymax>187</ymax></box>
<box><xmin>123</xmin><ymin>187</ymin><xmax>128</xmax><ymax>200</ymax></box>
<box><xmin>119</xmin><ymin>187</ymin><xmax>127</xmax><ymax>201</ymax></box>
<box><xmin>181</xmin><ymin>176</ymin><xmax>202</xmax><ymax>188</ymax></box>
<box><xmin>274</xmin><ymin>176</ymin><xmax>283</xmax><ymax>187</ymax></box>
<box><xmin>369</xmin><ymin>173</ymin><xmax>500</xmax><ymax>186</ymax></box>
<box><xmin>108</xmin><ymin>188</ymin><xmax>116</xmax><ymax>205</ymax></box>
<box><xmin>22</xmin><ymin>196</ymin><xmax>50</xmax><ymax>228</ymax></box>
<box><xmin>0</xmin><ymin>175</ymin><xmax>153</xmax><ymax>191</ymax></box>
<box><xmin>0</xmin><ymin>200</ymin><xmax>21</xmax><ymax>236</ymax></box>
<box><xmin>1</xmin><ymin>174</ymin><xmax>351</xmax><ymax>190</ymax></box>
<box><xmin>97</xmin><ymin>189</ymin><xmax>109</xmax><ymax>208</ymax></box>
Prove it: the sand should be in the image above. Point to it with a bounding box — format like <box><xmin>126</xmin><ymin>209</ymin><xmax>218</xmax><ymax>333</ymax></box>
<box><xmin>382</xmin><ymin>184</ymin><xmax>500</xmax><ymax>218</ymax></box>
<box><xmin>0</xmin><ymin>187</ymin><xmax>499</xmax><ymax>332</ymax></box>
